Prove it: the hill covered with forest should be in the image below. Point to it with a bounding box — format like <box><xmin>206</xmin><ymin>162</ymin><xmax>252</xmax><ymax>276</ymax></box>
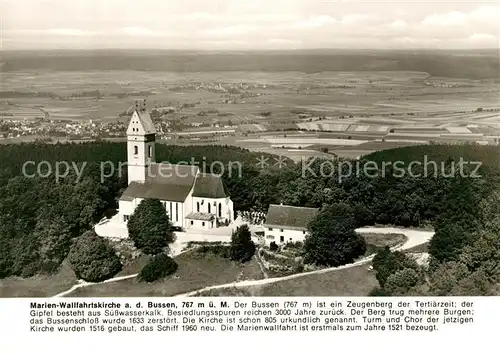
<box><xmin>0</xmin><ymin>142</ymin><xmax>499</xmax><ymax>296</ymax></box>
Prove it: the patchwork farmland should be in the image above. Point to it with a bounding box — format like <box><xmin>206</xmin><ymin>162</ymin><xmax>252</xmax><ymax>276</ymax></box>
<box><xmin>1</xmin><ymin>67</ymin><xmax>499</xmax><ymax>157</ymax></box>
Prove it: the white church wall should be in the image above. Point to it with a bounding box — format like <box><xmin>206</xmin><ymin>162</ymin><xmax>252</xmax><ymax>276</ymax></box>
<box><xmin>170</xmin><ymin>201</ymin><xmax>182</xmax><ymax>228</ymax></box>
<box><xmin>192</xmin><ymin>196</ymin><xmax>232</xmax><ymax>222</ymax></box>
<box><xmin>187</xmin><ymin>219</ymin><xmax>214</xmax><ymax>230</ymax></box>
<box><xmin>183</xmin><ymin>187</ymin><xmax>195</xmax><ymax>227</ymax></box>
<box><xmin>227</xmin><ymin>198</ymin><xmax>234</xmax><ymax>222</ymax></box>
<box><xmin>118</xmin><ymin>200</ymin><xmax>135</xmax><ymax>222</ymax></box>
<box><xmin>127</xmin><ymin>136</ymin><xmax>147</xmax><ymax>183</ymax></box>
<box><xmin>160</xmin><ymin>200</ymin><xmax>184</xmax><ymax>228</ymax></box>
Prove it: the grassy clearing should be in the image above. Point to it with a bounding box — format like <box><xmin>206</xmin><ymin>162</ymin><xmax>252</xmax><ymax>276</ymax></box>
<box><xmin>363</xmin><ymin>233</ymin><xmax>407</xmax><ymax>248</ymax></box>
<box><xmin>363</xmin><ymin>233</ymin><xmax>408</xmax><ymax>256</ymax></box>
<box><xmin>65</xmin><ymin>249</ymin><xmax>264</xmax><ymax>297</ymax></box>
<box><xmin>403</xmin><ymin>242</ymin><xmax>430</xmax><ymax>254</ymax></box>
<box><xmin>258</xmin><ymin>262</ymin><xmax>377</xmax><ymax>296</ymax></box>
<box><xmin>194</xmin><ymin>287</ymin><xmax>254</xmax><ymax>297</ymax></box>
<box><xmin>116</xmin><ymin>254</ymin><xmax>151</xmax><ymax>277</ymax></box>
<box><xmin>0</xmin><ymin>261</ymin><xmax>77</xmax><ymax>298</ymax></box>
<box><xmin>194</xmin><ymin>263</ymin><xmax>377</xmax><ymax>297</ymax></box>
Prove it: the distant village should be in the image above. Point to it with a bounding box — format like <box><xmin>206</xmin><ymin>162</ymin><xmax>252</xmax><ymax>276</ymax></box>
<box><xmin>0</xmin><ymin>115</ymin><xmax>128</xmax><ymax>141</ymax></box>
<box><xmin>0</xmin><ymin>105</ymin><xmax>239</xmax><ymax>142</ymax></box>
<box><xmin>0</xmin><ymin>80</ymin><xmax>270</xmax><ymax>141</ymax></box>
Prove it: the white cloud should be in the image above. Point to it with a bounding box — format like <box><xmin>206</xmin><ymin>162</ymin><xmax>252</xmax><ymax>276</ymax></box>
<box><xmin>340</xmin><ymin>14</ymin><xmax>378</xmax><ymax>25</ymax></box>
<box><xmin>47</xmin><ymin>28</ymin><xmax>94</xmax><ymax>36</ymax></box>
<box><xmin>2</xmin><ymin>1</ymin><xmax>499</xmax><ymax>49</ymax></box>
<box><xmin>469</xmin><ymin>33</ymin><xmax>497</xmax><ymax>41</ymax></box>
<box><xmin>183</xmin><ymin>12</ymin><xmax>216</xmax><ymax>21</ymax></box>
<box><xmin>422</xmin><ymin>5</ymin><xmax>500</xmax><ymax>28</ymax></box>
<box><xmin>422</xmin><ymin>11</ymin><xmax>468</xmax><ymax>26</ymax></box>
<box><xmin>203</xmin><ymin>25</ymin><xmax>257</xmax><ymax>38</ymax></box>
<box><xmin>470</xmin><ymin>6</ymin><xmax>500</xmax><ymax>25</ymax></box>
<box><xmin>389</xmin><ymin>20</ymin><xmax>408</xmax><ymax>29</ymax></box>
<box><xmin>268</xmin><ymin>38</ymin><xmax>300</xmax><ymax>44</ymax></box>
<box><xmin>6</xmin><ymin>28</ymin><xmax>96</xmax><ymax>36</ymax></box>
<box><xmin>120</xmin><ymin>26</ymin><xmax>156</xmax><ymax>37</ymax></box>
<box><xmin>293</xmin><ymin>15</ymin><xmax>336</xmax><ymax>29</ymax></box>
<box><xmin>243</xmin><ymin>13</ymin><xmax>298</xmax><ymax>23</ymax></box>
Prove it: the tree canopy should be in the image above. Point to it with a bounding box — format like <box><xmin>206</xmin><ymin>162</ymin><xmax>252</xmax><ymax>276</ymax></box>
<box><xmin>303</xmin><ymin>203</ymin><xmax>366</xmax><ymax>267</ymax></box>
<box><xmin>139</xmin><ymin>253</ymin><xmax>178</xmax><ymax>282</ymax></box>
<box><xmin>127</xmin><ymin>199</ymin><xmax>174</xmax><ymax>255</ymax></box>
<box><xmin>230</xmin><ymin>224</ymin><xmax>256</xmax><ymax>263</ymax></box>
<box><xmin>0</xmin><ymin>140</ymin><xmax>498</xmax><ymax>289</ymax></box>
<box><xmin>67</xmin><ymin>231</ymin><xmax>122</xmax><ymax>282</ymax></box>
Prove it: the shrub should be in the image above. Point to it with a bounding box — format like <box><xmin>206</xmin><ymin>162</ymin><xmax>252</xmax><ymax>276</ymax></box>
<box><xmin>139</xmin><ymin>253</ymin><xmax>178</xmax><ymax>282</ymax></box>
<box><xmin>284</xmin><ymin>241</ymin><xmax>303</xmax><ymax>250</ymax></box>
<box><xmin>372</xmin><ymin>247</ymin><xmax>418</xmax><ymax>288</ymax></box>
<box><xmin>269</xmin><ymin>241</ymin><xmax>278</xmax><ymax>252</ymax></box>
<box><xmin>68</xmin><ymin>231</ymin><xmax>122</xmax><ymax>282</ymax></box>
<box><xmin>294</xmin><ymin>263</ymin><xmax>305</xmax><ymax>273</ymax></box>
<box><xmin>230</xmin><ymin>224</ymin><xmax>256</xmax><ymax>263</ymax></box>
<box><xmin>197</xmin><ymin>244</ymin><xmax>230</xmax><ymax>258</ymax></box>
<box><xmin>384</xmin><ymin>268</ymin><xmax>420</xmax><ymax>295</ymax></box>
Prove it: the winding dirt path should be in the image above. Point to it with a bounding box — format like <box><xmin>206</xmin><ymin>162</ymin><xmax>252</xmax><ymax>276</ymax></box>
<box><xmin>51</xmin><ymin>227</ymin><xmax>433</xmax><ymax>298</ymax></box>
<box><xmin>52</xmin><ymin>274</ymin><xmax>137</xmax><ymax>298</ymax></box>
<box><xmin>174</xmin><ymin>227</ymin><xmax>434</xmax><ymax>297</ymax></box>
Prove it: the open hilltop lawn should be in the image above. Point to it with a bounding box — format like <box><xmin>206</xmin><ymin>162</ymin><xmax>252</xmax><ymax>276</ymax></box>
<box><xmin>65</xmin><ymin>249</ymin><xmax>264</xmax><ymax>297</ymax></box>
<box><xmin>255</xmin><ymin>263</ymin><xmax>378</xmax><ymax>296</ymax></box>
<box><xmin>195</xmin><ymin>263</ymin><xmax>379</xmax><ymax>297</ymax></box>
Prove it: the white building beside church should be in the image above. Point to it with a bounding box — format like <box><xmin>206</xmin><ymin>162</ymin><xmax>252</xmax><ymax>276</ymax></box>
<box><xmin>263</xmin><ymin>204</ymin><xmax>319</xmax><ymax>246</ymax></box>
<box><xmin>117</xmin><ymin>103</ymin><xmax>234</xmax><ymax>230</ymax></box>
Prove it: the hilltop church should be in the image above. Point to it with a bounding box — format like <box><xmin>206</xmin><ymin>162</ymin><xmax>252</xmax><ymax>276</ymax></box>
<box><xmin>117</xmin><ymin>101</ymin><xmax>234</xmax><ymax>230</ymax></box>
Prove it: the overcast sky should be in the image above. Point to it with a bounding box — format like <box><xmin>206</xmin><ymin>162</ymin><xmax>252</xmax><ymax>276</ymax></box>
<box><xmin>1</xmin><ymin>0</ymin><xmax>499</xmax><ymax>50</ymax></box>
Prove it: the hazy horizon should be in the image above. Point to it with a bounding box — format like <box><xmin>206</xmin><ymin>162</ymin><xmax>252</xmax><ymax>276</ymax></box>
<box><xmin>1</xmin><ymin>48</ymin><xmax>498</xmax><ymax>53</ymax></box>
<box><xmin>2</xmin><ymin>0</ymin><xmax>499</xmax><ymax>51</ymax></box>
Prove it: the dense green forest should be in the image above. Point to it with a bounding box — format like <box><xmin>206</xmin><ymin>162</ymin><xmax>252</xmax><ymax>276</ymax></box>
<box><xmin>0</xmin><ymin>141</ymin><xmax>499</xmax><ymax>294</ymax></box>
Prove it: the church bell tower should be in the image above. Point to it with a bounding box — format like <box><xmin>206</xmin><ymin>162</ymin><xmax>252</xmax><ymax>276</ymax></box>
<box><xmin>126</xmin><ymin>100</ymin><xmax>156</xmax><ymax>184</ymax></box>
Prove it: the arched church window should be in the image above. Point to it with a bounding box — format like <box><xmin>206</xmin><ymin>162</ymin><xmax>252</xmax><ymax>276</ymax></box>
<box><xmin>134</xmin><ymin>146</ymin><xmax>138</xmax><ymax>155</ymax></box>
<box><xmin>148</xmin><ymin>146</ymin><xmax>152</xmax><ymax>157</ymax></box>
<box><xmin>208</xmin><ymin>203</ymin><xmax>211</xmax><ymax>214</ymax></box>
<box><xmin>197</xmin><ymin>202</ymin><xmax>200</xmax><ymax>212</ymax></box>
<box><xmin>218</xmin><ymin>203</ymin><xmax>222</xmax><ymax>218</ymax></box>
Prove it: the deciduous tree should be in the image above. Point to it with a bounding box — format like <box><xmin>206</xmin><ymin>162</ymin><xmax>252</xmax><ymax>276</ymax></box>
<box><xmin>230</xmin><ymin>224</ymin><xmax>255</xmax><ymax>262</ymax></box>
<box><xmin>127</xmin><ymin>199</ymin><xmax>173</xmax><ymax>255</ymax></box>
<box><xmin>303</xmin><ymin>204</ymin><xmax>366</xmax><ymax>267</ymax></box>
<box><xmin>139</xmin><ymin>253</ymin><xmax>178</xmax><ymax>282</ymax></box>
<box><xmin>68</xmin><ymin>231</ymin><xmax>122</xmax><ymax>282</ymax></box>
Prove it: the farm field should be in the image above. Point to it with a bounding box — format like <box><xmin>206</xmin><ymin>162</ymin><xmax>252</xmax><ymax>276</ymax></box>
<box><xmin>1</xmin><ymin>70</ymin><xmax>498</xmax><ymax>121</ymax></box>
<box><xmin>1</xmin><ymin>68</ymin><xmax>499</xmax><ymax>154</ymax></box>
